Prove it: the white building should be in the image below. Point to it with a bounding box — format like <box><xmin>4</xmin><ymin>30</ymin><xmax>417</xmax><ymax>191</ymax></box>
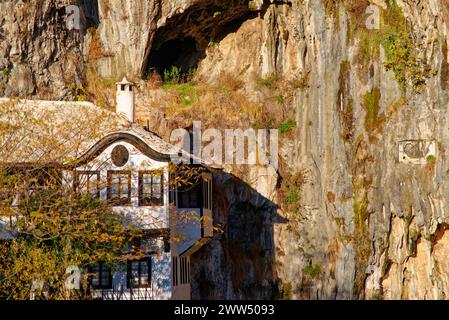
<box><xmin>0</xmin><ymin>78</ymin><xmax>213</xmax><ymax>300</ymax></box>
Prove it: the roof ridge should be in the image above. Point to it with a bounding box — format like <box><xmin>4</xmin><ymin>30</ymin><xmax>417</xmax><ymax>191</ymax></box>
<box><xmin>0</xmin><ymin>97</ymin><xmax>98</xmax><ymax>108</ymax></box>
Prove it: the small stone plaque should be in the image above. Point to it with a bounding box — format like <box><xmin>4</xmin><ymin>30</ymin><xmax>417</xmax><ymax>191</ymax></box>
<box><xmin>399</xmin><ymin>140</ymin><xmax>436</xmax><ymax>165</ymax></box>
<box><xmin>111</xmin><ymin>145</ymin><xmax>129</xmax><ymax>167</ymax></box>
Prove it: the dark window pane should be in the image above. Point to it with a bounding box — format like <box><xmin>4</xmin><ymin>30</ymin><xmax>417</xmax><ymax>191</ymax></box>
<box><xmin>90</xmin><ymin>263</ymin><xmax>111</xmax><ymax>289</ymax></box>
<box><xmin>140</xmin><ymin>261</ymin><xmax>149</xmax><ymax>285</ymax></box>
<box><xmin>91</xmin><ymin>265</ymin><xmax>100</xmax><ymax>287</ymax></box>
<box><xmin>108</xmin><ymin>171</ymin><xmax>131</xmax><ymax>205</ymax></box>
<box><xmin>139</xmin><ymin>172</ymin><xmax>164</xmax><ymax>206</ymax></box>
<box><xmin>127</xmin><ymin>259</ymin><xmax>151</xmax><ymax>288</ymax></box>
<box><xmin>101</xmin><ymin>273</ymin><xmax>110</xmax><ymax>286</ymax></box>
<box><xmin>178</xmin><ymin>179</ymin><xmax>202</xmax><ymax>208</ymax></box>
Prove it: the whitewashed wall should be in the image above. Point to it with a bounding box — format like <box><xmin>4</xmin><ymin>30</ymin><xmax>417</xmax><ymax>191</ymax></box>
<box><xmin>63</xmin><ymin>141</ymin><xmax>170</xmax><ymax>230</ymax></box>
<box><xmin>93</xmin><ymin>250</ymin><xmax>172</xmax><ymax>300</ymax></box>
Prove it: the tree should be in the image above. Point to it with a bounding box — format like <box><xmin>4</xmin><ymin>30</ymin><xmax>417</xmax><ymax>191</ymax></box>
<box><xmin>0</xmin><ymin>99</ymin><xmax>148</xmax><ymax>300</ymax></box>
<box><xmin>0</xmin><ymin>169</ymin><xmax>146</xmax><ymax>300</ymax></box>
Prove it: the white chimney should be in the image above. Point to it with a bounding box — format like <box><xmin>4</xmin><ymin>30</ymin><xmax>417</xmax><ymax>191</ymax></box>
<box><xmin>116</xmin><ymin>77</ymin><xmax>135</xmax><ymax>123</ymax></box>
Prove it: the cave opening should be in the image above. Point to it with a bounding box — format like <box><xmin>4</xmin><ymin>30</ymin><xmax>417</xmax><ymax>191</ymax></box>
<box><xmin>147</xmin><ymin>37</ymin><xmax>203</xmax><ymax>82</ymax></box>
<box><xmin>142</xmin><ymin>1</ymin><xmax>262</xmax><ymax>82</ymax></box>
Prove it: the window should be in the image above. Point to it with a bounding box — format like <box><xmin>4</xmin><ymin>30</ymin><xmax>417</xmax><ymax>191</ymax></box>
<box><xmin>127</xmin><ymin>258</ymin><xmax>151</xmax><ymax>289</ymax></box>
<box><xmin>172</xmin><ymin>256</ymin><xmax>178</xmax><ymax>287</ymax></box>
<box><xmin>203</xmin><ymin>178</ymin><xmax>212</xmax><ymax>210</ymax></box>
<box><xmin>177</xmin><ymin>182</ymin><xmax>202</xmax><ymax>208</ymax></box>
<box><xmin>180</xmin><ymin>256</ymin><xmax>190</xmax><ymax>285</ymax></box>
<box><xmin>74</xmin><ymin>171</ymin><xmax>100</xmax><ymax>198</ymax></box>
<box><xmin>172</xmin><ymin>256</ymin><xmax>189</xmax><ymax>287</ymax></box>
<box><xmin>89</xmin><ymin>262</ymin><xmax>112</xmax><ymax>289</ymax></box>
<box><xmin>138</xmin><ymin>171</ymin><xmax>164</xmax><ymax>206</ymax></box>
<box><xmin>169</xmin><ymin>172</ymin><xmax>176</xmax><ymax>205</ymax></box>
<box><xmin>107</xmin><ymin>171</ymin><xmax>131</xmax><ymax>206</ymax></box>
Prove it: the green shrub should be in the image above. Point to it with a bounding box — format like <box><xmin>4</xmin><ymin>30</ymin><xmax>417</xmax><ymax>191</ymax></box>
<box><xmin>163</xmin><ymin>66</ymin><xmax>181</xmax><ymax>84</ymax></box>
<box><xmin>1</xmin><ymin>67</ymin><xmax>9</xmax><ymax>79</ymax></box>
<box><xmin>248</xmin><ymin>1</ymin><xmax>257</xmax><ymax>10</ymax></box>
<box><xmin>279</xmin><ymin>119</ymin><xmax>296</xmax><ymax>134</ymax></box>
<box><xmin>258</xmin><ymin>73</ymin><xmax>278</xmax><ymax>91</ymax></box>
<box><xmin>275</xmin><ymin>95</ymin><xmax>284</xmax><ymax>105</ymax></box>
<box><xmin>69</xmin><ymin>83</ymin><xmax>86</xmax><ymax>101</ymax></box>
<box><xmin>353</xmin><ymin>192</ymin><xmax>369</xmax><ymax>227</ymax></box>
<box><xmin>362</xmin><ymin>87</ymin><xmax>384</xmax><ymax>134</ymax></box>
<box><xmin>162</xmin><ymin>82</ymin><xmax>198</xmax><ymax>107</ymax></box>
<box><xmin>381</xmin><ymin>1</ymin><xmax>435</xmax><ymax>92</ymax></box>
<box><xmin>303</xmin><ymin>264</ymin><xmax>321</xmax><ymax>278</ymax></box>
<box><xmin>382</xmin><ymin>30</ymin><xmax>428</xmax><ymax>92</ymax></box>
<box><xmin>286</xmin><ymin>193</ymin><xmax>300</xmax><ymax>204</ymax></box>
<box><xmin>352</xmin><ymin>177</ymin><xmax>370</xmax><ymax>231</ymax></box>
<box><xmin>279</xmin><ymin>282</ymin><xmax>293</xmax><ymax>300</ymax></box>
<box><xmin>280</xmin><ymin>171</ymin><xmax>307</xmax><ymax>215</ymax></box>
<box><xmin>350</xmin><ymin>0</ymin><xmax>435</xmax><ymax>93</ymax></box>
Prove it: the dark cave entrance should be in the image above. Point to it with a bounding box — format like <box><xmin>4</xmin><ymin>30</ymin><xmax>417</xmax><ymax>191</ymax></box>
<box><xmin>142</xmin><ymin>0</ymin><xmax>262</xmax><ymax>81</ymax></box>
<box><xmin>147</xmin><ymin>37</ymin><xmax>203</xmax><ymax>81</ymax></box>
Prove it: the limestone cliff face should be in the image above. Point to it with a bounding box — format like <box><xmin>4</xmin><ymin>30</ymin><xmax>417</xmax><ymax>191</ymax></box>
<box><xmin>3</xmin><ymin>0</ymin><xmax>449</xmax><ymax>300</ymax></box>
<box><xmin>0</xmin><ymin>1</ymin><xmax>86</xmax><ymax>98</ymax></box>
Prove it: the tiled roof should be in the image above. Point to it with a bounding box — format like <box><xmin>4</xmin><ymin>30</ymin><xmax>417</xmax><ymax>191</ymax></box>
<box><xmin>0</xmin><ymin>98</ymin><xmax>180</xmax><ymax>165</ymax></box>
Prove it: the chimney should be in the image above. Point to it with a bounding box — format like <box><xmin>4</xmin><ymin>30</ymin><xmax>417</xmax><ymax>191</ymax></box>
<box><xmin>116</xmin><ymin>77</ymin><xmax>135</xmax><ymax>123</ymax></box>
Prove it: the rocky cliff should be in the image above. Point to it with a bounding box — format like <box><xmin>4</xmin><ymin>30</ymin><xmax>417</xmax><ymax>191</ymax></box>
<box><xmin>2</xmin><ymin>0</ymin><xmax>449</xmax><ymax>300</ymax></box>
